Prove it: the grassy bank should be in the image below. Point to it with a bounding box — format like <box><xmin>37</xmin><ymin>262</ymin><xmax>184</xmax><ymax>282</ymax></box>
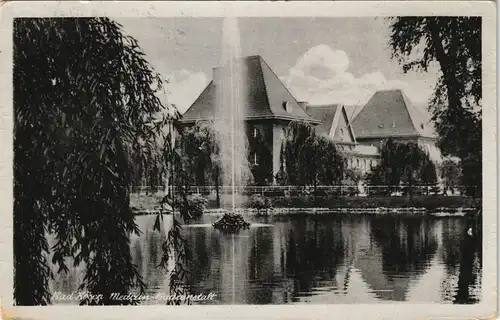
<box><xmin>130</xmin><ymin>192</ymin><xmax>164</xmax><ymax>211</ymax></box>
<box><xmin>267</xmin><ymin>195</ymin><xmax>480</xmax><ymax>210</ymax></box>
<box><xmin>130</xmin><ymin>192</ymin><xmax>479</xmax><ymax>212</ymax></box>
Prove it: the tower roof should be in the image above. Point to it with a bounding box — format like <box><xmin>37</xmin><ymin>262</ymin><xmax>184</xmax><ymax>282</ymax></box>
<box><xmin>180</xmin><ymin>55</ymin><xmax>319</xmax><ymax>124</ymax></box>
<box><xmin>351</xmin><ymin>89</ymin><xmax>436</xmax><ymax>139</ymax></box>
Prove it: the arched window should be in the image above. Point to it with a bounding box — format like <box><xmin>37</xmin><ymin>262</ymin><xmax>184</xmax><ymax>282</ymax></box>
<box><xmin>356</xmin><ymin>158</ymin><xmax>360</xmax><ymax>167</ymax></box>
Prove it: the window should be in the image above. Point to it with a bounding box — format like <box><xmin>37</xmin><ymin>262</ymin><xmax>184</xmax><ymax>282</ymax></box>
<box><xmin>253</xmin><ymin>152</ymin><xmax>258</xmax><ymax>165</ymax></box>
<box><xmin>392</xmin><ymin>120</ymin><xmax>396</xmax><ymax>128</ymax></box>
<box><xmin>283</xmin><ymin>101</ymin><xmax>292</xmax><ymax>113</ymax></box>
<box><xmin>340</xmin><ymin>128</ymin><xmax>345</xmax><ymax>138</ymax></box>
<box><xmin>420</xmin><ymin>123</ymin><xmax>425</xmax><ymax>129</ymax></box>
<box><xmin>378</xmin><ymin>124</ymin><xmax>384</xmax><ymax>128</ymax></box>
<box><xmin>356</xmin><ymin>158</ymin><xmax>360</xmax><ymax>167</ymax></box>
<box><xmin>252</xmin><ymin>127</ymin><xmax>259</xmax><ymax>138</ymax></box>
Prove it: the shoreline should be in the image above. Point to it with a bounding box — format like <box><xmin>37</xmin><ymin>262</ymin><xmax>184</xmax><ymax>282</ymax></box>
<box><xmin>133</xmin><ymin>206</ymin><xmax>478</xmax><ymax>217</ymax></box>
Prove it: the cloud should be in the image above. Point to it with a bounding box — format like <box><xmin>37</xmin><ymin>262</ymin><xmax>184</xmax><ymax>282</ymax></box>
<box><xmin>161</xmin><ymin>69</ymin><xmax>209</xmax><ymax>114</ymax></box>
<box><xmin>282</xmin><ymin>44</ymin><xmax>420</xmax><ymax>106</ymax></box>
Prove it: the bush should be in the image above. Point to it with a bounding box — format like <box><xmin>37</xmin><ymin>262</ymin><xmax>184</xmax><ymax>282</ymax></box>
<box><xmin>245</xmin><ymin>194</ymin><xmax>272</xmax><ymax>209</ymax></box>
<box><xmin>176</xmin><ymin>194</ymin><xmax>208</xmax><ymax>219</ymax></box>
<box><xmin>213</xmin><ymin>213</ymin><xmax>250</xmax><ymax>233</ymax></box>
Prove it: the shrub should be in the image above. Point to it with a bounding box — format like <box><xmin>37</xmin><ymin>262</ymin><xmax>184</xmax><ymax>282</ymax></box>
<box><xmin>245</xmin><ymin>194</ymin><xmax>273</xmax><ymax>209</ymax></box>
<box><xmin>175</xmin><ymin>194</ymin><xmax>208</xmax><ymax>219</ymax></box>
<box><xmin>213</xmin><ymin>213</ymin><xmax>250</xmax><ymax>233</ymax></box>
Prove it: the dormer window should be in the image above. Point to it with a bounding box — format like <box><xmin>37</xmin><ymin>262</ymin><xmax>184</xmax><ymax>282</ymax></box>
<box><xmin>283</xmin><ymin>101</ymin><xmax>292</xmax><ymax>113</ymax></box>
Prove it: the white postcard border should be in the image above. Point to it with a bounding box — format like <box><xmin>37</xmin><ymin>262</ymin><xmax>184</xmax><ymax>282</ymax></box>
<box><xmin>0</xmin><ymin>1</ymin><xmax>496</xmax><ymax>319</ymax></box>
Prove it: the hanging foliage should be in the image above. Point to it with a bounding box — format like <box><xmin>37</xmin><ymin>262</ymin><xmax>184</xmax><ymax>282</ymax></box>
<box><xmin>13</xmin><ymin>18</ymin><xmax>184</xmax><ymax>305</ymax></box>
<box><xmin>365</xmin><ymin>139</ymin><xmax>438</xmax><ymax>196</ymax></box>
<box><xmin>278</xmin><ymin>121</ymin><xmax>345</xmax><ymax>189</ymax></box>
<box><xmin>388</xmin><ymin>17</ymin><xmax>481</xmax><ymax>197</ymax></box>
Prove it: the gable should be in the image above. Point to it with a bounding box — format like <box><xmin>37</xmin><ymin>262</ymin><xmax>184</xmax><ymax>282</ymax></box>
<box><xmin>305</xmin><ymin>104</ymin><xmax>357</xmax><ymax>144</ymax></box>
<box><xmin>332</xmin><ymin>107</ymin><xmax>356</xmax><ymax>144</ymax></box>
<box><xmin>304</xmin><ymin>105</ymin><xmax>337</xmax><ymax>136</ymax></box>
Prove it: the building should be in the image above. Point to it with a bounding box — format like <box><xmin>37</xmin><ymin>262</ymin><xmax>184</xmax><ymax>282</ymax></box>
<box><xmin>181</xmin><ymin>55</ymin><xmax>441</xmax><ymax>184</ymax></box>
<box><xmin>180</xmin><ymin>55</ymin><xmax>320</xmax><ymax>184</ymax></box>
<box><xmin>351</xmin><ymin>89</ymin><xmax>442</xmax><ymax>163</ymax></box>
<box><xmin>304</xmin><ymin>104</ymin><xmax>380</xmax><ymax>174</ymax></box>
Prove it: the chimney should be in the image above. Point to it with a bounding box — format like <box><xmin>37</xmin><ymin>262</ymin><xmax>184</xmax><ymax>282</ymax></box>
<box><xmin>213</xmin><ymin>67</ymin><xmax>221</xmax><ymax>87</ymax></box>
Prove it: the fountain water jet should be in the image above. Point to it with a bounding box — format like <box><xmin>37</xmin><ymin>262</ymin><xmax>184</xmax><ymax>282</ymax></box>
<box><xmin>212</xmin><ymin>16</ymin><xmax>251</xmax><ymax>232</ymax></box>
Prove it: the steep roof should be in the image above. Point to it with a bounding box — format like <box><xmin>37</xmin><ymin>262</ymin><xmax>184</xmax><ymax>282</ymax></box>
<box><xmin>305</xmin><ymin>105</ymin><xmax>338</xmax><ymax>136</ymax></box>
<box><xmin>344</xmin><ymin>105</ymin><xmax>364</xmax><ymax>122</ymax></box>
<box><xmin>351</xmin><ymin>89</ymin><xmax>436</xmax><ymax>139</ymax></box>
<box><xmin>181</xmin><ymin>55</ymin><xmax>319</xmax><ymax>124</ymax></box>
<box><xmin>305</xmin><ymin>104</ymin><xmax>357</xmax><ymax>144</ymax></box>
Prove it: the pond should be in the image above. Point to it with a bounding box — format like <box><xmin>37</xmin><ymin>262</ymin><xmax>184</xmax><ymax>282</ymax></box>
<box><xmin>50</xmin><ymin>213</ymin><xmax>482</xmax><ymax>305</ymax></box>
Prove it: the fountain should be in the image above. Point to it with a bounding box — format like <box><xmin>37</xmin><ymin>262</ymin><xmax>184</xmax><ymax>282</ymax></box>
<box><xmin>211</xmin><ymin>16</ymin><xmax>251</xmax><ymax>233</ymax></box>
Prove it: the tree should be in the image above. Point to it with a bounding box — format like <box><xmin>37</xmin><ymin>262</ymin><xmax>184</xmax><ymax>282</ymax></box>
<box><xmin>388</xmin><ymin>17</ymin><xmax>482</xmax><ymax>197</ymax></box>
<box><xmin>14</xmin><ymin>18</ymin><xmax>181</xmax><ymax>305</ymax></box>
<box><xmin>420</xmin><ymin>157</ymin><xmax>440</xmax><ymax>195</ymax></box>
<box><xmin>279</xmin><ymin>121</ymin><xmax>317</xmax><ymax>186</ymax></box>
<box><xmin>440</xmin><ymin>158</ymin><xmax>462</xmax><ymax>195</ymax></box>
<box><xmin>343</xmin><ymin>168</ymin><xmax>363</xmax><ymax>196</ymax></box>
<box><xmin>366</xmin><ymin>139</ymin><xmax>438</xmax><ymax>197</ymax></box>
<box><xmin>279</xmin><ymin>121</ymin><xmax>344</xmax><ymax>194</ymax></box>
<box><xmin>176</xmin><ymin>121</ymin><xmax>223</xmax><ymax>207</ymax></box>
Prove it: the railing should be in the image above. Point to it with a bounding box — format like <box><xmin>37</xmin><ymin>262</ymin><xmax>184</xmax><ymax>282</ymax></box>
<box><xmin>131</xmin><ymin>185</ymin><xmax>476</xmax><ymax>197</ymax></box>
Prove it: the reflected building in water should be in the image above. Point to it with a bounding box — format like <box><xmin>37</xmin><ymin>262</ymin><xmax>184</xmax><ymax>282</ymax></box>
<box><xmin>47</xmin><ymin>215</ymin><xmax>482</xmax><ymax>305</ymax></box>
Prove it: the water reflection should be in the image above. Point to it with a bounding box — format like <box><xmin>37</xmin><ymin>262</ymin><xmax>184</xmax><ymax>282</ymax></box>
<box><xmin>49</xmin><ymin>214</ymin><xmax>482</xmax><ymax>305</ymax></box>
<box><xmin>182</xmin><ymin>215</ymin><xmax>481</xmax><ymax>304</ymax></box>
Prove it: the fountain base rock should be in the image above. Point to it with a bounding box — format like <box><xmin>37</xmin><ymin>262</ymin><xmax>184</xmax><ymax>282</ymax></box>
<box><xmin>213</xmin><ymin>213</ymin><xmax>250</xmax><ymax>233</ymax></box>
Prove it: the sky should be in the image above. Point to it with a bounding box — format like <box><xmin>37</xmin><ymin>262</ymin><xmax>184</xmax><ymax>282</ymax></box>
<box><xmin>118</xmin><ymin>17</ymin><xmax>441</xmax><ymax>114</ymax></box>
